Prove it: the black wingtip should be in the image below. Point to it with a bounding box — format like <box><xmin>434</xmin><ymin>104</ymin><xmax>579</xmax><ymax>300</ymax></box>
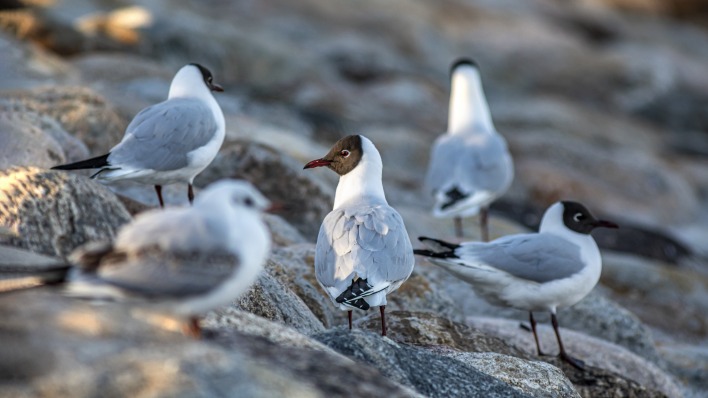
<box><xmin>450</xmin><ymin>57</ymin><xmax>479</xmax><ymax>75</ymax></box>
<box><xmin>52</xmin><ymin>154</ymin><xmax>110</xmax><ymax>171</ymax></box>
<box><xmin>419</xmin><ymin>236</ymin><xmax>460</xmax><ymax>250</ymax></box>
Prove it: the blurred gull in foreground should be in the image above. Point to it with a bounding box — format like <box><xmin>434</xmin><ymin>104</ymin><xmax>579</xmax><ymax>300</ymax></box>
<box><xmin>52</xmin><ymin>63</ymin><xmax>225</xmax><ymax>208</ymax></box>
<box><xmin>304</xmin><ymin>135</ymin><xmax>414</xmax><ymax>336</ymax></box>
<box><xmin>415</xmin><ymin>201</ymin><xmax>617</xmax><ymax>368</ymax></box>
<box><xmin>66</xmin><ymin>180</ymin><xmax>271</xmax><ymax>337</ymax></box>
<box><xmin>424</xmin><ymin>58</ymin><xmax>513</xmax><ymax>241</ymax></box>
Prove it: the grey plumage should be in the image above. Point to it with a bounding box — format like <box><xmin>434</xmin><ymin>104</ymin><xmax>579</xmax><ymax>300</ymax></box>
<box><xmin>447</xmin><ymin>234</ymin><xmax>585</xmax><ymax>283</ymax></box>
<box><xmin>316</xmin><ymin>203</ymin><xmax>413</xmax><ymax>301</ymax></box>
<box><xmin>106</xmin><ymin>98</ymin><xmax>218</xmax><ymax>173</ymax></box>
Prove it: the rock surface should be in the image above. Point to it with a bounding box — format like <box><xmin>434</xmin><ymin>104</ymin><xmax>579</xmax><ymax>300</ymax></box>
<box><xmin>0</xmin><ymin>167</ymin><xmax>131</xmax><ymax>258</ymax></box>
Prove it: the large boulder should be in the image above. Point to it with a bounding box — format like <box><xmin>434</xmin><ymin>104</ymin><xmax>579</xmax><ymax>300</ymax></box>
<box><xmin>0</xmin><ymin>167</ymin><xmax>131</xmax><ymax>257</ymax></box>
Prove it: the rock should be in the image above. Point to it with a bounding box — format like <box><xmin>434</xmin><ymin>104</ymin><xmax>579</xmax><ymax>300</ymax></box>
<box><xmin>468</xmin><ymin>317</ymin><xmax>683</xmax><ymax>398</ymax></box>
<box><xmin>0</xmin><ymin>288</ymin><xmax>420</xmax><ymax>398</ymax></box>
<box><xmin>194</xmin><ymin>140</ymin><xmax>333</xmax><ymax>240</ymax></box>
<box><xmin>657</xmin><ymin>342</ymin><xmax>708</xmax><ymax>398</ymax></box>
<box><xmin>262</xmin><ymin>213</ymin><xmax>308</xmax><ymax>247</ymax></box>
<box><xmin>0</xmin><ymin>167</ymin><xmax>131</xmax><ymax>258</ymax></box>
<box><xmin>357</xmin><ymin>310</ymin><xmax>527</xmax><ymax>358</ymax></box>
<box><xmin>440</xmin><ymin>350</ymin><xmax>580</xmax><ymax>398</ymax></box>
<box><xmin>2</xmin><ymin>86</ymin><xmax>127</xmax><ymax>154</ymax></box>
<box><xmin>0</xmin><ymin>31</ymin><xmax>75</xmax><ymax>90</ymax></box>
<box><xmin>230</xmin><ymin>255</ymin><xmax>325</xmax><ymax>335</ymax></box>
<box><xmin>313</xmin><ymin>328</ymin><xmax>531</xmax><ymax>398</ymax></box>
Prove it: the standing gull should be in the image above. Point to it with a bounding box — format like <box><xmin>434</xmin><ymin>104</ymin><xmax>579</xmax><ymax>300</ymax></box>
<box><xmin>424</xmin><ymin>58</ymin><xmax>513</xmax><ymax>241</ymax></box>
<box><xmin>52</xmin><ymin>63</ymin><xmax>226</xmax><ymax>208</ymax></box>
<box><xmin>66</xmin><ymin>180</ymin><xmax>271</xmax><ymax>337</ymax></box>
<box><xmin>414</xmin><ymin>201</ymin><xmax>617</xmax><ymax>368</ymax></box>
<box><xmin>304</xmin><ymin>135</ymin><xmax>414</xmax><ymax>336</ymax></box>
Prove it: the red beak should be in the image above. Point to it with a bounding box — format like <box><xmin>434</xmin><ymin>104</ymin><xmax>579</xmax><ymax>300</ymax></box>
<box><xmin>210</xmin><ymin>83</ymin><xmax>224</xmax><ymax>92</ymax></box>
<box><xmin>593</xmin><ymin>219</ymin><xmax>619</xmax><ymax>229</ymax></box>
<box><xmin>266</xmin><ymin>202</ymin><xmax>286</xmax><ymax>213</ymax></box>
<box><xmin>303</xmin><ymin>158</ymin><xmax>332</xmax><ymax>169</ymax></box>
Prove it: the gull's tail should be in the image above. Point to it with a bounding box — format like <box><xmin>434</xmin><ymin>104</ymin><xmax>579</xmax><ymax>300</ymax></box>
<box><xmin>413</xmin><ymin>237</ymin><xmax>460</xmax><ymax>259</ymax></box>
<box><xmin>52</xmin><ymin>154</ymin><xmax>110</xmax><ymax>171</ymax></box>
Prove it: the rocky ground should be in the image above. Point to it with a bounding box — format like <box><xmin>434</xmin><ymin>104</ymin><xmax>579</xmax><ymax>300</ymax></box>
<box><xmin>1</xmin><ymin>0</ymin><xmax>707</xmax><ymax>397</ymax></box>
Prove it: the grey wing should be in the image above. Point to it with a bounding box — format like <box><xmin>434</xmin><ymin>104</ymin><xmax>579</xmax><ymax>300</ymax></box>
<box><xmin>315</xmin><ymin>205</ymin><xmax>414</xmax><ymax>292</ymax></box>
<box><xmin>97</xmin><ymin>248</ymin><xmax>240</xmax><ymax>298</ymax></box>
<box><xmin>108</xmin><ymin>98</ymin><xmax>218</xmax><ymax>171</ymax></box>
<box><xmin>426</xmin><ymin>133</ymin><xmax>512</xmax><ymax>194</ymax></box>
<box><xmin>459</xmin><ymin>234</ymin><xmax>584</xmax><ymax>283</ymax></box>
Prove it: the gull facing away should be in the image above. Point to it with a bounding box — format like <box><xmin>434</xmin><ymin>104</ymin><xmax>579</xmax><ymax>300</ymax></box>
<box><xmin>65</xmin><ymin>180</ymin><xmax>271</xmax><ymax>337</ymax></box>
<box><xmin>304</xmin><ymin>135</ymin><xmax>414</xmax><ymax>336</ymax></box>
<box><xmin>414</xmin><ymin>201</ymin><xmax>618</xmax><ymax>368</ymax></box>
<box><xmin>52</xmin><ymin>63</ymin><xmax>226</xmax><ymax>208</ymax></box>
<box><xmin>424</xmin><ymin>58</ymin><xmax>513</xmax><ymax>241</ymax></box>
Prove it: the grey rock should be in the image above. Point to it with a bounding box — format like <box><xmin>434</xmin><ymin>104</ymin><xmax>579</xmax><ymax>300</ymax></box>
<box><xmin>0</xmin><ymin>113</ymin><xmax>66</xmax><ymax>169</ymax></box>
<box><xmin>441</xmin><ymin>350</ymin><xmax>580</xmax><ymax>398</ymax></box>
<box><xmin>194</xmin><ymin>140</ymin><xmax>333</xmax><ymax>240</ymax></box>
<box><xmin>468</xmin><ymin>317</ymin><xmax>683</xmax><ymax>398</ymax></box>
<box><xmin>357</xmin><ymin>310</ymin><xmax>527</xmax><ymax>358</ymax></box>
<box><xmin>314</xmin><ymin>328</ymin><xmax>531</xmax><ymax>398</ymax></box>
<box><xmin>231</xmin><ymin>256</ymin><xmax>325</xmax><ymax>335</ymax></box>
<box><xmin>0</xmin><ymin>288</ymin><xmax>419</xmax><ymax>398</ymax></box>
<box><xmin>4</xmin><ymin>85</ymin><xmax>127</xmax><ymax>154</ymax></box>
<box><xmin>0</xmin><ymin>31</ymin><xmax>75</xmax><ymax>90</ymax></box>
<box><xmin>657</xmin><ymin>342</ymin><xmax>708</xmax><ymax>398</ymax></box>
<box><xmin>0</xmin><ymin>167</ymin><xmax>131</xmax><ymax>258</ymax></box>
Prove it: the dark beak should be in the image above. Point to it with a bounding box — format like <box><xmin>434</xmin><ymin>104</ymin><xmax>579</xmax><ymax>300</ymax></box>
<box><xmin>266</xmin><ymin>202</ymin><xmax>286</xmax><ymax>214</ymax></box>
<box><xmin>592</xmin><ymin>219</ymin><xmax>619</xmax><ymax>229</ymax></box>
<box><xmin>210</xmin><ymin>83</ymin><xmax>224</xmax><ymax>92</ymax></box>
<box><xmin>303</xmin><ymin>158</ymin><xmax>332</xmax><ymax>169</ymax></box>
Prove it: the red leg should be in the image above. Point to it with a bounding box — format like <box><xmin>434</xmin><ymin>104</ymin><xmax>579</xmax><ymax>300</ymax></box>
<box><xmin>529</xmin><ymin>312</ymin><xmax>546</xmax><ymax>356</ymax></box>
<box><xmin>348</xmin><ymin>310</ymin><xmax>353</xmax><ymax>330</ymax></box>
<box><xmin>183</xmin><ymin>317</ymin><xmax>201</xmax><ymax>339</ymax></box>
<box><xmin>188</xmin><ymin>184</ymin><xmax>195</xmax><ymax>205</ymax></box>
<box><xmin>551</xmin><ymin>313</ymin><xmax>585</xmax><ymax>369</ymax></box>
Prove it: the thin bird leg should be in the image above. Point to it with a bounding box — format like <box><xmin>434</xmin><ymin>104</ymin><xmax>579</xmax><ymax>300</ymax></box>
<box><xmin>348</xmin><ymin>310</ymin><xmax>353</xmax><ymax>330</ymax></box>
<box><xmin>380</xmin><ymin>305</ymin><xmax>387</xmax><ymax>336</ymax></box>
<box><xmin>551</xmin><ymin>313</ymin><xmax>585</xmax><ymax>370</ymax></box>
<box><xmin>480</xmin><ymin>206</ymin><xmax>489</xmax><ymax>242</ymax></box>
<box><xmin>183</xmin><ymin>317</ymin><xmax>202</xmax><ymax>339</ymax></box>
<box><xmin>454</xmin><ymin>217</ymin><xmax>464</xmax><ymax>238</ymax></box>
<box><xmin>188</xmin><ymin>184</ymin><xmax>195</xmax><ymax>205</ymax></box>
<box><xmin>154</xmin><ymin>185</ymin><xmax>165</xmax><ymax>208</ymax></box>
<box><xmin>529</xmin><ymin>312</ymin><xmax>546</xmax><ymax>356</ymax></box>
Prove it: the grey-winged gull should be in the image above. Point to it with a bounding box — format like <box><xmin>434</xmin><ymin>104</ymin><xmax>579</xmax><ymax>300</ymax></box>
<box><xmin>424</xmin><ymin>58</ymin><xmax>513</xmax><ymax>241</ymax></box>
<box><xmin>414</xmin><ymin>201</ymin><xmax>617</xmax><ymax>368</ymax></box>
<box><xmin>304</xmin><ymin>135</ymin><xmax>414</xmax><ymax>336</ymax></box>
<box><xmin>52</xmin><ymin>63</ymin><xmax>225</xmax><ymax>208</ymax></box>
<box><xmin>65</xmin><ymin>180</ymin><xmax>271</xmax><ymax>337</ymax></box>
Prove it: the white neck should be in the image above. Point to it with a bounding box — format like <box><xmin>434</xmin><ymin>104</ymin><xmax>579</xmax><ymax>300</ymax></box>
<box><xmin>167</xmin><ymin>66</ymin><xmax>225</xmax><ymax>131</ymax></box>
<box><xmin>333</xmin><ymin>137</ymin><xmax>387</xmax><ymax>210</ymax></box>
<box><xmin>448</xmin><ymin>67</ymin><xmax>494</xmax><ymax>135</ymax></box>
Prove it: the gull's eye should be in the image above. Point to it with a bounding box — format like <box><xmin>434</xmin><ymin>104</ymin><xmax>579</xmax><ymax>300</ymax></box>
<box><xmin>573</xmin><ymin>213</ymin><xmax>585</xmax><ymax>222</ymax></box>
<box><xmin>244</xmin><ymin>197</ymin><xmax>254</xmax><ymax>207</ymax></box>
<box><xmin>340</xmin><ymin>150</ymin><xmax>350</xmax><ymax>158</ymax></box>
<box><xmin>207</xmin><ymin>76</ymin><xmax>213</xmax><ymax>83</ymax></box>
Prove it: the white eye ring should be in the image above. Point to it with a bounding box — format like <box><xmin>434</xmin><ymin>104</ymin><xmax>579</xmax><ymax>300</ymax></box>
<box><xmin>340</xmin><ymin>150</ymin><xmax>350</xmax><ymax>158</ymax></box>
<box><xmin>573</xmin><ymin>213</ymin><xmax>583</xmax><ymax>222</ymax></box>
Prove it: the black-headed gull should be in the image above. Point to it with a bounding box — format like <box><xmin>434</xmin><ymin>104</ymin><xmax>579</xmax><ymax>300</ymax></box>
<box><xmin>415</xmin><ymin>201</ymin><xmax>617</xmax><ymax>368</ymax></box>
<box><xmin>304</xmin><ymin>135</ymin><xmax>414</xmax><ymax>336</ymax></box>
<box><xmin>424</xmin><ymin>58</ymin><xmax>513</xmax><ymax>240</ymax></box>
<box><xmin>66</xmin><ymin>180</ymin><xmax>271</xmax><ymax>337</ymax></box>
<box><xmin>52</xmin><ymin>63</ymin><xmax>225</xmax><ymax>208</ymax></box>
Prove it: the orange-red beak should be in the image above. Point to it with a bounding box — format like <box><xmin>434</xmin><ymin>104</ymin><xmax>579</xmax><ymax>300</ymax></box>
<box><xmin>303</xmin><ymin>159</ymin><xmax>332</xmax><ymax>169</ymax></box>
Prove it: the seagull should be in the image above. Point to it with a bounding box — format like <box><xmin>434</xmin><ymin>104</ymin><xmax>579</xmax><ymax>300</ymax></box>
<box><xmin>414</xmin><ymin>201</ymin><xmax>618</xmax><ymax>368</ymax></box>
<box><xmin>424</xmin><ymin>58</ymin><xmax>513</xmax><ymax>241</ymax></box>
<box><xmin>65</xmin><ymin>180</ymin><xmax>271</xmax><ymax>337</ymax></box>
<box><xmin>0</xmin><ymin>246</ymin><xmax>71</xmax><ymax>293</ymax></box>
<box><xmin>304</xmin><ymin>135</ymin><xmax>414</xmax><ymax>336</ymax></box>
<box><xmin>52</xmin><ymin>63</ymin><xmax>226</xmax><ymax>208</ymax></box>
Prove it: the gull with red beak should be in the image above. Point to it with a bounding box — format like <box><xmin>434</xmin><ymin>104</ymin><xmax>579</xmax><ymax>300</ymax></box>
<box><xmin>414</xmin><ymin>201</ymin><xmax>618</xmax><ymax>369</ymax></box>
<box><xmin>52</xmin><ymin>63</ymin><xmax>226</xmax><ymax>208</ymax></box>
<box><xmin>304</xmin><ymin>135</ymin><xmax>414</xmax><ymax>336</ymax></box>
<box><xmin>424</xmin><ymin>58</ymin><xmax>513</xmax><ymax>240</ymax></box>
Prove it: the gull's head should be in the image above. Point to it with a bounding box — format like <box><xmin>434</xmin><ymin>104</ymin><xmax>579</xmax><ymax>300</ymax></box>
<box><xmin>196</xmin><ymin>180</ymin><xmax>270</xmax><ymax>213</ymax></box>
<box><xmin>303</xmin><ymin>135</ymin><xmax>382</xmax><ymax>176</ymax></box>
<box><xmin>450</xmin><ymin>57</ymin><xmax>481</xmax><ymax>88</ymax></box>
<box><xmin>169</xmin><ymin>63</ymin><xmax>224</xmax><ymax>98</ymax></box>
<box><xmin>540</xmin><ymin>201</ymin><xmax>618</xmax><ymax>235</ymax></box>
